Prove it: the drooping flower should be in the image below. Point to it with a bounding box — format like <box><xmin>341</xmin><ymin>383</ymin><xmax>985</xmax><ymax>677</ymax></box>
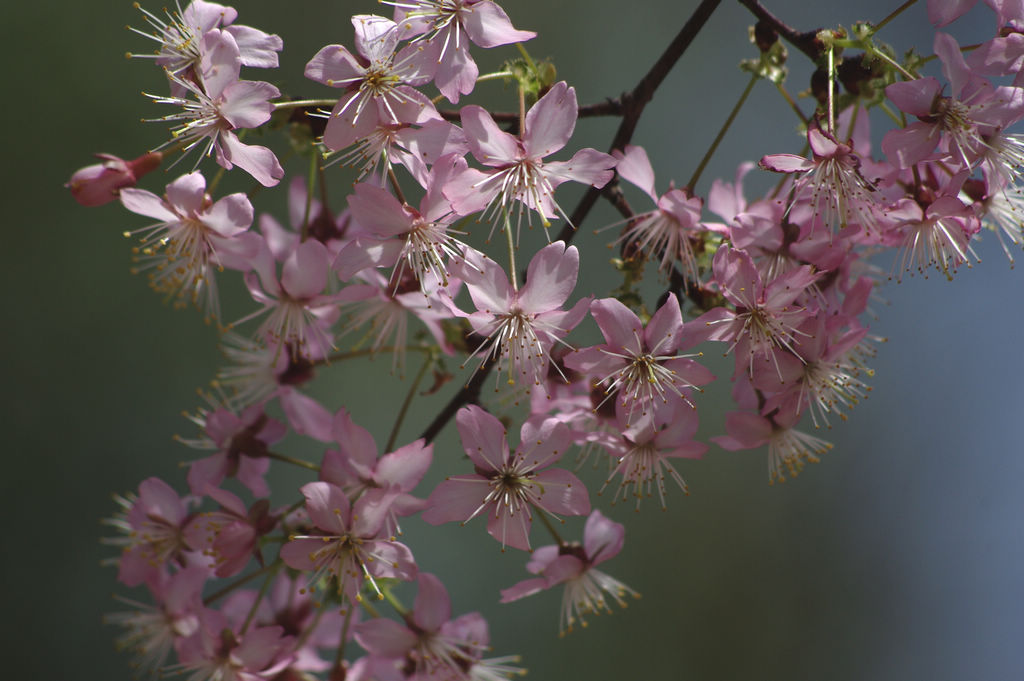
<box><xmin>599</xmin><ymin>397</ymin><xmax>706</xmax><ymax>510</ymax></box>
<box><xmin>501</xmin><ymin>510</ymin><xmax>638</xmax><ymax>635</ymax></box>
<box><xmin>237</xmin><ymin>238</ymin><xmax>342</xmax><ymax>359</ymax></box>
<box><xmin>354</xmin><ymin>573</ymin><xmax>490</xmax><ymax>679</ymax></box>
<box><xmin>759</xmin><ymin>123</ymin><xmax>883</xmax><ymax>234</ymax></box>
<box><xmin>610</xmin><ymin>144</ymin><xmax>707</xmax><ymax>277</ymax></box>
<box><xmin>105</xmin><ymin>567</ymin><xmax>207</xmax><ymax>675</ymax></box>
<box><xmin>713</xmin><ymin>398</ymin><xmax>833</xmax><ymax>484</ymax></box>
<box><xmin>334</xmin><ymin>161</ymin><xmax>467</xmax><ymax>292</ymax></box>
<box><xmin>107</xmin><ymin>478</ymin><xmax>201</xmax><ymax>587</ymax></box>
<box><xmin>881</xmin><ymin>33</ymin><xmax>1024</xmax><ymax>171</ymax></box>
<box><xmin>698</xmin><ymin>244</ymin><xmax>819</xmax><ymax>377</ymax></box>
<box><xmin>177</xmin><ymin>399</ymin><xmax>283</xmax><ymax>497</ymax></box>
<box><xmin>887</xmin><ymin>194</ymin><xmax>980</xmax><ymax>279</ymax></box>
<box><xmin>320</xmin><ymin>407</ymin><xmax>433</xmax><ymax>536</ymax></box>
<box><xmin>128</xmin><ymin>0</ymin><xmax>282</xmax><ymax>85</ymax></box>
<box><xmin>120</xmin><ymin>171</ymin><xmax>257</xmax><ymax>321</ymax></box>
<box><xmin>174</xmin><ymin>619</ymin><xmax>295</xmax><ymax>681</ymax></box>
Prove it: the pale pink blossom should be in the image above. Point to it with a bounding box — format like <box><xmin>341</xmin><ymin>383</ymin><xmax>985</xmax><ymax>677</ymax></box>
<box><xmin>147</xmin><ymin>30</ymin><xmax>283</xmax><ymax>186</ymax></box>
<box><xmin>501</xmin><ymin>510</ymin><xmax>637</xmax><ymax>635</ymax></box>
<box><xmin>444</xmin><ymin>81</ymin><xmax>616</xmax><ymax>238</ymax></box>
<box><xmin>565</xmin><ymin>295</ymin><xmax>713</xmax><ymax>423</ymax></box>
<box><xmin>305</xmin><ymin>15</ymin><xmax>440</xmax><ymax>152</ymax></box>
<box><xmin>120</xmin><ymin>171</ymin><xmax>258</xmax><ymax>321</ymax></box>
<box><xmin>281</xmin><ymin>482</ymin><xmax>417</xmax><ymax>602</ymax></box>
<box><xmin>449</xmin><ymin>241</ymin><xmax>589</xmax><ymax>392</ymax></box>
<box><xmin>422</xmin><ymin>405</ymin><xmax>590</xmax><ymax>551</ymax></box>
<box><xmin>390</xmin><ymin>0</ymin><xmax>536</xmax><ymax>102</ymax></box>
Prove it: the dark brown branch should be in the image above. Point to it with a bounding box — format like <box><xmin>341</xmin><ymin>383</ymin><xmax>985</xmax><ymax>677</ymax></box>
<box><xmin>437</xmin><ymin>98</ymin><xmax>625</xmax><ymax>124</ymax></box>
<box><xmin>419</xmin><ymin>359</ymin><xmax>488</xmax><ymax>444</ymax></box>
<box><xmin>556</xmin><ymin>0</ymin><xmax>723</xmax><ymax>244</ymax></box>
<box><xmin>417</xmin><ymin>2</ymin><xmax>724</xmax><ymax>444</ymax></box>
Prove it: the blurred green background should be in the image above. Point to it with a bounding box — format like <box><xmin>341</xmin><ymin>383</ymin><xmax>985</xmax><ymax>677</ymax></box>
<box><xmin>7</xmin><ymin>0</ymin><xmax>1024</xmax><ymax>679</ymax></box>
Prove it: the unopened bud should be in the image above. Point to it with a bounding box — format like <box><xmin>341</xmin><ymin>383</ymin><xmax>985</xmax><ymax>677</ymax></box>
<box><xmin>66</xmin><ymin>151</ymin><xmax>162</xmax><ymax>207</ymax></box>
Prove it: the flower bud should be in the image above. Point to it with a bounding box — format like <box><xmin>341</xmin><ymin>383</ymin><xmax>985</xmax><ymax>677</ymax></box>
<box><xmin>66</xmin><ymin>152</ymin><xmax>162</xmax><ymax>206</ymax></box>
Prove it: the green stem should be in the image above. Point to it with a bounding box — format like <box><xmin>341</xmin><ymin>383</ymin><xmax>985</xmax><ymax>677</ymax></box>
<box><xmin>878</xmin><ymin>101</ymin><xmax>904</xmax><ymax>127</ymax></box>
<box><xmin>477</xmin><ymin>70</ymin><xmax>516</xmax><ymax>83</ymax></box>
<box><xmin>503</xmin><ymin>207</ymin><xmax>519</xmax><ymax>290</ymax></box>
<box><xmin>334</xmin><ymin>605</ymin><xmax>355</xmax><ymax>669</ymax></box>
<box><xmin>203</xmin><ymin>560</ymin><xmax>280</xmax><ymax>605</ymax></box>
<box><xmin>687</xmin><ymin>72</ymin><xmax>758</xmax><ymax>191</ymax></box>
<box><xmin>267</xmin><ymin>451</ymin><xmax>320</xmax><ymax>472</ymax></box>
<box><xmin>827</xmin><ymin>45</ymin><xmax>836</xmax><ymax>135</ymax></box>
<box><xmin>871</xmin><ymin>48</ymin><xmax>917</xmax><ymax>80</ymax></box>
<box><xmin>385</xmin><ymin>352</ymin><xmax>434</xmax><ymax>452</ymax></box>
<box><xmin>319</xmin><ymin>345</ymin><xmax>432</xmax><ymax>365</ymax></box>
<box><xmin>272</xmin><ymin>98</ymin><xmax>337</xmax><ymax>110</ymax></box>
<box><xmin>515</xmin><ymin>43</ymin><xmax>538</xmax><ymax>73</ymax></box>
<box><xmin>536</xmin><ymin>511</ymin><xmax>566</xmax><ymax>547</ymax></box>
<box><xmin>381</xmin><ymin>586</ymin><xmax>409</xmax><ymax>617</ymax></box>
<box><xmin>301</xmin><ymin>150</ymin><xmax>317</xmax><ymax>242</ymax></box>
<box><xmin>388</xmin><ymin>167</ymin><xmax>407</xmax><ymax>205</ymax></box>
<box><xmin>872</xmin><ymin>0</ymin><xmax>918</xmax><ymax>34</ymax></box>
<box><xmin>206</xmin><ymin>163</ymin><xmax>228</xmax><ymax>195</ymax></box>
<box><xmin>775</xmin><ymin>82</ymin><xmax>809</xmax><ymax>125</ymax></box>
<box><xmin>240</xmin><ymin>562</ymin><xmax>280</xmax><ymax>635</ymax></box>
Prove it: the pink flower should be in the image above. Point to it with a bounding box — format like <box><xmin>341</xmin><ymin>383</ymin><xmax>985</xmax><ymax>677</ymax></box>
<box><xmin>450</xmin><ymin>241</ymin><xmax>590</xmax><ymax>393</ymax></box>
<box><xmin>106</xmin><ymin>567</ymin><xmax>207</xmax><ymax>674</ymax></box>
<box><xmin>500</xmin><ymin>510</ymin><xmax>638</xmax><ymax>635</ymax></box>
<box><xmin>610</xmin><ymin>144</ymin><xmax>707</xmax><ymax>277</ymax></box>
<box><xmin>179</xmin><ymin>401</ymin><xmax>284</xmax><ymax>497</ymax></box>
<box><xmin>353</xmin><ymin>572</ymin><xmax>489</xmax><ymax>678</ymax></box>
<box><xmin>421</xmin><ymin>405</ymin><xmax>590</xmax><ymax>551</ymax></box>
<box><xmin>887</xmin><ymin>194</ymin><xmax>980</xmax><ymax>279</ymax></box>
<box><xmin>110</xmin><ymin>478</ymin><xmax>200</xmax><ymax>587</ymax></box>
<box><xmin>129</xmin><ymin>0</ymin><xmax>282</xmax><ymax>84</ymax></box>
<box><xmin>565</xmin><ymin>295</ymin><xmax>713</xmax><ymax>423</ymax></box>
<box><xmin>881</xmin><ymin>33</ymin><xmax>1024</xmax><ymax>171</ymax></box>
<box><xmin>305</xmin><ymin>15</ymin><xmax>440</xmax><ymax>152</ymax></box>
<box><xmin>238</xmin><ymin>239</ymin><xmax>342</xmax><ymax>359</ymax></box>
<box><xmin>320</xmin><ymin>407</ymin><xmax>433</xmax><ymax>536</ymax></box>
<box><xmin>175</xmin><ymin>620</ymin><xmax>295</xmax><ymax>681</ymax></box>
<box><xmin>444</xmin><ymin>81</ymin><xmax>616</xmax><ymax>237</ymax></box>
<box><xmin>713</xmin><ymin>398</ymin><xmax>833</xmax><ymax>484</ymax></box>
<box><xmin>759</xmin><ymin>124</ymin><xmax>882</xmax><ymax>233</ymax></box>
<box><xmin>184</xmin><ymin>488</ymin><xmax>279</xmax><ymax>577</ymax></box>
<box><xmin>599</xmin><ymin>397</ymin><xmax>706</xmax><ymax>510</ymax></box>
<box><xmin>392</xmin><ymin>0</ymin><xmax>536</xmax><ymax>102</ymax></box>
<box><xmin>334</xmin><ymin>267</ymin><xmax>461</xmax><ymax>373</ymax></box>
<box><xmin>698</xmin><ymin>244</ymin><xmax>819</xmax><ymax>377</ymax></box>
<box><xmin>120</xmin><ymin>171</ymin><xmax>258</xmax><ymax>321</ymax></box>
<box><xmin>334</xmin><ymin>168</ymin><xmax>465</xmax><ymax>291</ymax></box>
<box><xmin>281</xmin><ymin>482</ymin><xmax>417</xmax><ymax>602</ymax></box>
<box><xmin>147</xmin><ymin>30</ymin><xmax>284</xmax><ymax>186</ymax></box>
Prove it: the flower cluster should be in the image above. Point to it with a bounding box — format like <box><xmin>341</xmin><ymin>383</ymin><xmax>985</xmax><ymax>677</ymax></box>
<box><xmin>70</xmin><ymin>0</ymin><xmax>1024</xmax><ymax>678</ymax></box>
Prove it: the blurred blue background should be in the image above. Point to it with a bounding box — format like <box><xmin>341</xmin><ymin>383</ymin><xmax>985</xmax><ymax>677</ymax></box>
<box><xmin>6</xmin><ymin>0</ymin><xmax>1024</xmax><ymax>679</ymax></box>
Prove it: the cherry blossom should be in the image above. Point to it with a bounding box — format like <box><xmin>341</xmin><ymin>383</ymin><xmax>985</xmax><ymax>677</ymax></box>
<box><xmin>422</xmin><ymin>405</ymin><xmax>590</xmax><ymax>551</ymax></box>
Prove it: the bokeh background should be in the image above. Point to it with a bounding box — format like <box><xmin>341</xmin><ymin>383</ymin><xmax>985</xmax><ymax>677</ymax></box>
<box><xmin>6</xmin><ymin>0</ymin><xmax>1024</xmax><ymax>679</ymax></box>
